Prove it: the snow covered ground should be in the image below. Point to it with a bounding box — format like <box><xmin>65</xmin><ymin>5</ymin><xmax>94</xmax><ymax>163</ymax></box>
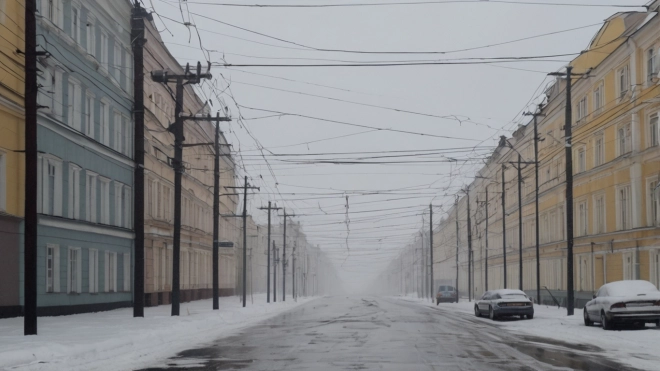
<box><xmin>0</xmin><ymin>295</ymin><xmax>317</xmax><ymax>371</ymax></box>
<box><xmin>397</xmin><ymin>294</ymin><xmax>660</xmax><ymax>371</ymax></box>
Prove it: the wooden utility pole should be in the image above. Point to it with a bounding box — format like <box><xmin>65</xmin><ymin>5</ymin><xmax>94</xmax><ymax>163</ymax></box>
<box><xmin>273</xmin><ymin>242</ymin><xmax>278</xmax><ymax>302</ymax></box>
<box><xmin>259</xmin><ymin>202</ymin><xmax>281</xmax><ymax>303</ymax></box>
<box><xmin>151</xmin><ymin>62</ymin><xmax>211</xmax><ymax>316</ymax></box>
<box><xmin>524</xmin><ymin>108</ymin><xmax>545</xmax><ymax>303</ymax></box>
<box><xmin>501</xmin><ymin>164</ymin><xmax>507</xmax><ymax>289</ymax></box>
<box><xmin>24</xmin><ymin>0</ymin><xmax>43</xmax><ymax>335</ymax></box>
<box><xmin>429</xmin><ymin>204</ymin><xmax>434</xmax><ymax>302</ymax></box>
<box><xmin>281</xmin><ymin>209</ymin><xmax>295</xmax><ymax>301</ymax></box>
<box><xmin>550</xmin><ymin>66</ymin><xmax>583</xmax><ymax>316</ymax></box>
<box><xmin>455</xmin><ymin>196</ymin><xmax>460</xmax><ymax>303</ymax></box>
<box><xmin>466</xmin><ymin>187</ymin><xmax>472</xmax><ymax>302</ymax></box>
<box><xmin>485</xmin><ymin>187</ymin><xmax>489</xmax><ymax>291</ymax></box>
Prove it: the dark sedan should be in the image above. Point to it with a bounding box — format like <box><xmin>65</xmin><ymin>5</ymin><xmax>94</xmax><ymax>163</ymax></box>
<box><xmin>474</xmin><ymin>289</ymin><xmax>534</xmax><ymax>320</ymax></box>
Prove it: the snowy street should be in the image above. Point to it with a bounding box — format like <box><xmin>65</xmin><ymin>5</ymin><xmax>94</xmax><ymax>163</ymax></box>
<box><xmin>138</xmin><ymin>296</ymin><xmax>643</xmax><ymax>371</ymax></box>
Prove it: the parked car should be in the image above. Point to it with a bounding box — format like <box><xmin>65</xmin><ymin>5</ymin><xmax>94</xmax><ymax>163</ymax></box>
<box><xmin>474</xmin><ymin>289</ymin><xmax>534</xmax><ymax>320</ymax></box>
<box><xmin>436</xmin><ymin>285</ymin><xmax>457</xmax><ymax>304</ymax></box>
<box><xmin>584</xmin><ymin>280</ymin><xmax>660</xmax><ymax>330</ymax></box>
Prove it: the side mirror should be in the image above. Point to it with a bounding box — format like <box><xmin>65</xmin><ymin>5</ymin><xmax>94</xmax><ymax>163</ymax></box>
<box><xmin>592</xmin><ymin>295</ymin><xmax>597</xmax><ymax>299</ymax></box>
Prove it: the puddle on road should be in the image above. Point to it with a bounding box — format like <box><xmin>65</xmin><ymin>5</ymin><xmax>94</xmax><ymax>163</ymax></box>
<box><xmin>507</xmin><ymin>341</ymin><xmax>641</xmax><ymax>371</ymax></box>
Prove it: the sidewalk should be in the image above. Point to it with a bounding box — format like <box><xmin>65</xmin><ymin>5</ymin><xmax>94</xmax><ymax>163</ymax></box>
<box><xmin>0</xmin><ymin>295</ymin><xmax>317</xmax><ymax>371</ymax></box>
<box><xmin>397</xmin><ymin>295</ymin><xmax>660</xmax><ymax>371</ymax></box>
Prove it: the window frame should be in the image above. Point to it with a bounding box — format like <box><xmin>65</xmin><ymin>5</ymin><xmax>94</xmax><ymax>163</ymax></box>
<box><xmin>67</xmin><ymin>247</ymin><xmax>82</xmax><ymax>294</ymax></box>
<box><xmin>617</xmin><ymin>64</ymin><xmax>629</xmax><ymax>100</ymax></box>
<box><xmin>593</xmin><ymin>193</ymin><xmax>606</xmax><ymax>235</ymax></box>
<box><xmin>71</xmin><ymin>5</ymin><xmax>80</xmax><ymax>44</ymax></box>
<box><xmin>86</xmin><ymin>16</ymin><xmax>96</xmax><ymax>57</ymax></box>
<box><xmin>648</xmin><ymin>177</ymin><xmax>659</xmax><ymax>227</ymax></box>
<box><xmin>99</xmin><ymin>176</ymin><xmax>110</xmax><ymax>224</ymax></box>
<box><xmin>616</xmin><ymin>184</ymin><xmax>632</xmax><ymax>230</ymax></box>
<box><xmin>85</xmin><ymin>171</ymin><xmax>97</xmax><ymax>223</ymax></box>
<box><xmin>649</xmin><ymin>113</ymin><xmax>659</xmax><ymax>148</ymax></box>
<box><xmin>647</xmin><ymin>47</ymin><xmax>658</xmax><ymax>83</ymax></box>
<box><xmin>68</xmin><ymin>163</ymin><xmax>81</xmax><ymax>219</ymax></box>
<box><xmin>593</xmin><ymin>81</ymin><xmax>604</xmax><ymax>114</ymax></box>
<box><xmin>576</xmin><ymin>96</ymin><xmax>588</xmax><ymax>122</ymax></box>
<box><xmin>593</xmin><ymin>133</ymin><xmax>604</xmax><ymax>167</ymax></box>
<box><xmin>617</xmin><ymin>123</ymin><xmax>632</xmax><ymax>156</ymax></box>
<box><xmin>46</xmin><ymin>244</ymin><xmax>60</xmax><ymax>293</ymax></box>
<box><xmin>89</xmin><ymin>248</ymin><xmax>98</xmax><ymax>293</ymax></box>
<box><xmin>67</xmin><ymin>78</ymin><xmax>82</xmax><ymax>131</ymax></box>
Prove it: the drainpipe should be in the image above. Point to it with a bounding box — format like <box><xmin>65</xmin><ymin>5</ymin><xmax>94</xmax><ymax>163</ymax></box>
<box><xmin>590</xmin><ymin>242</ymin><xmax>595</xmax><ymax>295</ymax></box>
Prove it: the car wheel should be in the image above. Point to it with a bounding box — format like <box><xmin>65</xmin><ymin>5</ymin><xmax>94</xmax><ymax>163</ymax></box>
<box><xmin>583</xmin><ymin>309</ymin><xmax>593</xmax><ymax>326</ymax></box>
<box><xmin>601</xmin><ymin>312</ymin><xmax>612</xmax><ymax>330</ymax></box>
<box><xmin>527</xmin><ymin>313</ymin><xmax>534</xmax><ymax>320</ymax></box>
<box><xmin>474</xmin><ymin>306</ymin><xmax>480</xmax><ymax>317</ymax></box>
<box><xmin>489</xmin><ymin>306</ymin><xmax>497</xmax><ymax>321</ymax></box>
<box><xmin>656</xmin><ymin>320</ymin><xmax>660</xmax><ymax>327</ymax></box>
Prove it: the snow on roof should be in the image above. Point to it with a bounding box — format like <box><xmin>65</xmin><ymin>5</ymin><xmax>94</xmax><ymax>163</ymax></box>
<box><xmin>602</xmin><ymin>280</ymin><xmax>659</xmax><ymax>296</ymax></box>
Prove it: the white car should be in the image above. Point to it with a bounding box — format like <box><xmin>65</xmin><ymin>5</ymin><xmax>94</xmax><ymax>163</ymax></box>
<box><xmin>474</xmin><ymin>289</ymin><xmax>534</xmax><ymax>320</ymax></box>
<box><xmin>584</xmin><ymin>280</ymin><xmax>660</xmax><ymax>330</ymax></box>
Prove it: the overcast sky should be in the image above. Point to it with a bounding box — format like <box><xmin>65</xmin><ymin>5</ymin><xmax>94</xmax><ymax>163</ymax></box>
<box><xmin>149</xmin><ymin>0</ymin><xmax>648</xmax><ymax>293</ymax></box>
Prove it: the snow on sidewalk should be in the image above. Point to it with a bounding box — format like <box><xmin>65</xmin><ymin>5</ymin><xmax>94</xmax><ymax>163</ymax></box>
<box><xmin>397</xmin><ymin>295</ymin><xmax>660</xmax><ymax>371</ymax></box>
<box><xmin>0</xmin><ymin>295</ymin><xmax>317</xmax><ymax>371</ymax></box>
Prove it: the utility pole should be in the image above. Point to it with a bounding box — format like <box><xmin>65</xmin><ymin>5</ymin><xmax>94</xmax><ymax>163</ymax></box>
<box><xmin>282</xmin><ymin>209</ymin><xmax>295</xmax><ymax>301</ymax></box>
<box><xmin>429</xmin><ymin>204</ymin><xmax>434</xmax><ymax>302</ymax></box>
<box><xmin>293</xmin><ymin>242</ymin><xmax>297</xmax><ymax>301</ymax></box>
<box><xmin>501</xmin><ymin>164</ymin><xmax>507</xmax><ymax>289</ymax></box>
<box><xmin>131</xmin><ymin>1</ymin><xmax>147</xmax><ymax>318</ymax></box>
<box><xmin>455</xmin><ymin>196</ymin><xmax>460</xmax><ymax>303</ymax></box>
<box><xmin>259</xmin><ymin>203</ymin><xmax>281</xmax><ymax>303</ymax></box>
<box><xmin>485</xmin><ymin>187</ymin><xmax>489</xmax><ymax>291</ymax></box>
<box><xmin>524</xmin><ymin>108</ymin><xmax>545</xmax><ymax>303</ymax></box>
<box><xmin>466</xmin><ymin>188</ymin><xmax>473</xmax><ymax>302</ymax></box>
<box><xmin>225</xmin><ymin>176</ymin><xmax>259</xmax><ymax>307</ymax></box>
<box><xmin>549</xmin><ymin>66</ymin><xmax>582</xmax><ymax>316</ymax></box>
<box><xmin>24</xmin><ymin>0</ymin><xmax>44</xmax><ymax>335</ymax></box>
<box><xmin>273</xmin><ymin>242</ymin><xmax>278</xmax><ymax>302</ymax></box>
<box><xmin>420</xmin><ymin>231</ymin><xmax>426</xmax><ymax>298</ymax></box>
<box><xmin>151</xmin><ymin>62</ymin><xmax>211</xmax><ymax>316</ymax></box>
<box><xmin>179</xmin><ymin>113</ymin><xmax>231</xmax><ymax>310</ymax></box>
<box><xmin>518</xmin><ymin>155</ymin><xmax>524</xmax><ymax>291</ymax></box>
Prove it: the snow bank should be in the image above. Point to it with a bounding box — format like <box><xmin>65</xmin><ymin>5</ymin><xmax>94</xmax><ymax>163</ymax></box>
<box><xmin>0</xmin><ymin>295</ymin><xmax>317</xmax><ymax>371</ymax></box>
<box><xmin>397</xmin><ymin>295</ymin><xmax>660</xmax><ymax>371</ymax></box>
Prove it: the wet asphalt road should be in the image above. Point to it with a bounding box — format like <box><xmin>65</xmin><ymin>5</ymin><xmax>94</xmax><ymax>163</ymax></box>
<box><xmin>138</xmin><ymin>296</ymin><xmax>640</xmax><ymax>371</ymax></box>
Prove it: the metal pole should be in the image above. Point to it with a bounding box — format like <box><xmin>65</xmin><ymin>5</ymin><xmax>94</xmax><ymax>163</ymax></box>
<box><xmin>171</xmin><ymin>78</ymin><xmax>184</xmax><ymax>316</ymax></box>
<box><xmin>467</xmin><ymin>189</ymin><xmax>472</xmax><ymax>302</ymax></box>
<box><xmin>455</xmin><ymin>196</ymin><xmax>460</xmax><ymax>303</ymax></box>
<box><xmin>242</xmin><ymin>176</ymin><xmax>248</xmax><ymax>308</ymax></box>
<box><xmin>485</xmin><ymin>188</ymin><xmax>489</xmax><ymax>291</ymax></box>
<box><xmin>502</xmin><ymin>164</ymin><xmax>507</xmax><ymax>289</ymax></box>
<box><xmin>564</xmin><ymin>66</ymin><xmax>575</xmax><ymax>316</ymax></box>
<box><xmin>429</xmin><ymin>204</ymin><xmax>434</xmax><ymax>302</ymax></box>
<box><xmin>212</xmin><ymin>114</ymin><xmax>220</xmax><ymax>310</ymax></box>
<box><xmin>267</xmin><ymin>203</ymin><xmax>271</xmax><ymax>303</ymax></box>
<box><xmin>283</xmin><ymin>209</ymin><xmax>287</xmax><ymax>301</ymax></box>
<box><xmin>131</xmin><ymin>1</ymin><xmax>146</xmax><ymax>318</ymax></box>
<box><xmin>24</xmin><ymin>0</ymin><xmax>38</xmax><ymax>335</ymax></box>
<box><xmin>534</xmin><ymin>113</ymin><xmax>541</xmax><ymax>304</ymax></box>
<box><xmin>273</xmin><ymin>242</ymin><xmax>277</xmax><ymax>302</ymax></box>
<box><xmin>518</xmin><ymin>154</ymin><xmax>523</xmax><ymax>291</ymax></box>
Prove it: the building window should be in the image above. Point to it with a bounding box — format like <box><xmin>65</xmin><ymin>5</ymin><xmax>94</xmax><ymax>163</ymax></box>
<box><xmin>123</xmin><ymin>186</ymin><xmax>131</xmax><ymax>228</ymax></box>
<box><xmin>594</xmin><ymin>135</ymin><xmax>604</xmax><ymax>167</ymax></box>
<box><xmin>576</xmin><ymin>96</ymin><xmax>587</xmax><ymax>122</ymax></box>
<box><xmin>67</xmin><ymin>79</ymin><xmax>81</xmax><ymax>130</ymax></box>
<box><xmin>648</xmin><ymin>48</ymin><xmax>658</xmax><ymax>82</ymax></box>
<box><xmin>593</xmin><ymin>82</ymin><xmax>604</xmax><ymax>113</ymax></box>
<box><xmin>45</xmin><ymin>0</ymin><xmax>61</xmax><ymax>26</ymax></box>
<box><xmin>99</xmin><ymin>101</ymin><xmax>108</xmax><ymax>145</ymax></box>
<box><xmin>114</xmin><ymin>182</ymin><xmax>123</xmax><ymax>227</ymax></box>
<box><xmin>85</xmin><ymin>172</ymin><xmax>97</xmax><ymax>223</ymax></box>
<box><xmin>122</xmin><ymin>114</ymin><xmax>131</xmax><ymax>156</ymax></box>
<box><xmin>38</xmin><ymin>156</ymin><xmax>63</xmax><ymax>216</ymax></box>
<box><xmin>52</xmin><ymin>69</ymin><xmax>63</xmax><ymax>118</ymax></box>
<box><xmin>577</xmin><ymin>201</ymin><xmax>588</xmax><ymax>237</ymax></box>
<box><xmin>617</xmin><ymin>185</ymin><xmax>632</xmax><ymax>230</ymax></box>
<box><xmin>617</xmin><ymin>64</ymin><xmax>629</xmax><ymax>99</ymax></box>
<box><xmin>617</xmin><ymin>123</ymin><xmax>632</xmax><ymax>156</ymax></box>
<box><xmin>594</xmin><ymin>194</ymin><xmax>605</xmax><ymax>234</ymax></box>
<box><xmin>46</xmin><ymin>244</ymin><xmax>60</xmax><ymax>293</ymax></box>
<box><xmin>105</xmin><ymin>251</ymin><xmax>117</xmax><ymax>292</ymax></box>
<box><xmin>650</xmin><ymin>180</ymin><xmax>659</xmax><ymax>226</ymax></box>
<box><xmin>576</xmin><ymin>147</ymin><xmax>586</xmax><ymax>173</ymax></box>
<box><xmin>100</xmin><ymin>32</ymin><xmax>108</xmax><ymax>69</ymax></box>
<box><xmin>147</xmin><ymin>178</ymin><xmax>154</xmax><ymax>216</ymax></box>
<box><xmin>86</xmin><ymin>21</ymin><xmax>96</xmax><ymax>57</ymax></box>
<box><xmin>67</xmin><ymin>247</ymin><xmax>81</xmax><ymax>293</ymax></box>
<box><xmin>650</xmin><ymin>114</ymin><xmax>659</xmax><ymax>148</ymax></box>
<box><xmin>71</xmin><ymin>7</ymin><xmax>79</xmax><ymax>43</ymax></box>
<box><xmin>163</xmin><ymin>185</ymin><xmax>170</xmax><ymax>220</ymax></box>
<box><xmin>123</xmin><ymin>253</ymin><xmax>130</xmax><ymax>291</ymax></box>
<box><xmin>99</xmin><ymin>177</ymin><xmax>110</xmax><ymax>224</ymax></box>
<box><xmin>113</xmin><ymin>43</ymin><xmax>122</xmax><ymax>82</ymax></box>
<box><xmin>85</xmin><ymin>93</ymin><xmax>94</xmax><ymax>137</ymax></box>
<box><xmin>89</xmin><ymin>248</ymin><xmax>98</xmax><ymax>293</ymax></box>
<box><xmin>68</xmin><ymin>165</ymin><xmax>81</xmax><ymax>219</ymax></box>
<box><xmin>123</xmin><ymin>48</ymin><xmax>132</xmax><ymax>91</ymax></box>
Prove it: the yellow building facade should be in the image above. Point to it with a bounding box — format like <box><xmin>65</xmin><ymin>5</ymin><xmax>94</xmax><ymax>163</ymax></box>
<box><xmin>433</xmin><ymin>3</ymin><xmax>660</xmax><ymax>308</ymax></box>
<box><xmin>0</xmin><ymin>0</ymin><xmax>24</xmax><ymax>317</ymax></box>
